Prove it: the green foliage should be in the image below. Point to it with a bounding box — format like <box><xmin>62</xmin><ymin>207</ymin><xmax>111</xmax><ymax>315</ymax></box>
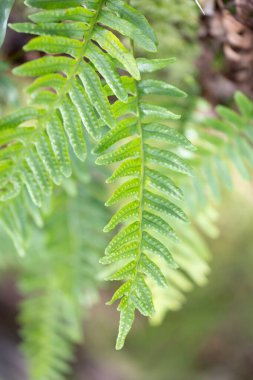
<box><xmin>95</xmin><ymin>63</ymin><xmax>195</xmax><ymax>349</ymax></box>
<box><xmin>0</xmin><ymin>1</ymin><xmax>253</xmax><ymax>380</ymax></box>
<box><xmin>149</xmin><ymin>91</ymin><xmax>253</xmax><ymax>326</ymax></box>
<box><xmin>183</xmin><ymin>92</ymin><xmax>253</xmax><ymax>213</ymax></box>
<box><xmin>1</xmin><ymin>0</ymin><xmax>157</xmax><ymax>207</ymax></box>
<box><xmin>150</xmin><ymin>219</ymin><xmax>212</xmax><ymax>324</ymax></box>
<box><xmin>0</xmin><ymin>0</ymin><xmax>199</xmax><ymax>352</ymax></box>
<box><xmin>15</xmin><ymin>177</ymin><xmax>108</xmax><ymax>380</ymax></box>
<box><xmin>132</xmin><ymin>0</ymin><xmax>199</xmax><ymax>83</ymax></box>
<box><xmin>0</xmin><ymin>154</ymin><xmax>110</xmax><ymax>378</ymax></box>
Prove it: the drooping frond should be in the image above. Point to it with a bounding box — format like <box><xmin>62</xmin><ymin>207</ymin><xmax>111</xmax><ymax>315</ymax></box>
<box><xmin>0</xmin><ymin>0</ymin><xmax>157</xmax><ymax>208</ymax></box>
<box><xmin>18</xmin><ymin>178</ymin><xmax>109</xmax><ymax>380</ymax></box>
<box><xmin>95</xmin><ymin>58</ymin><xmax>195</xmax><ymax>349</ymax></box>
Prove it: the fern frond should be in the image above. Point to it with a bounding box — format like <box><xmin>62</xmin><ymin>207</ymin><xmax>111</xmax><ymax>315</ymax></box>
<box><xmin>95</xmin><ymin>59</ymin><xmax>194</xmax><ymax>349</ymax></box>
<box><xmin>151</xmin><ymin>93</ymin><xmax>253</xmax><ymax>324</ymax></box>
<box><xmin>183</xmin><ymin>92</ymin><xmax>253</xmax><ymax>213</ymax></box>
<box><xmin>0</xmin><ymin>0</ymin><xmax>156</xmax><ymax>207</ymax></box>
<box><xmin>18</xmin><ymin>179</ymin><xmax>109</xmax><ymax>380</ymax></box>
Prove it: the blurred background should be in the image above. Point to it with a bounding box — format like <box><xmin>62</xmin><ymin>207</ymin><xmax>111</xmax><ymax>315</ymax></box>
<box><xmin>0</xmin><ymin>0</ymin><xmax>253</xmax><ymax>379</ymax></box>
<box><xmin>1</xmin><ymin>189</ymin><xmax>253</xmax><ymax>380</ymax></box>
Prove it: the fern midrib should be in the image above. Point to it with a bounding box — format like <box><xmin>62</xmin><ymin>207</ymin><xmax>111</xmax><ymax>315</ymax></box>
<box><xmin>124</xmin><ymin>25</ymin><xmax>146</xmax><ymax>303</ymax></box>
<box><xmin>127</xmin><ymin>80</ymin><xmax>146</xmax><ymax>299</ymax></box>
<box><xmin>6</xmin><ymin>0</ymin><xmax>105</xmax><ymax>188</ymax></box>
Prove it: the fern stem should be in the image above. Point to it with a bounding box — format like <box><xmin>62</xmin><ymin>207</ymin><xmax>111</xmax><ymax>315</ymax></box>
<box><xmin>126</xmin><ymin>21</ymin><xmax>145</xmax><ymax>300</ymax></box>
<box><xmin>131</xmin><ymin>82</ymin><xmax>145</xmax><ymax>289</ymax></box>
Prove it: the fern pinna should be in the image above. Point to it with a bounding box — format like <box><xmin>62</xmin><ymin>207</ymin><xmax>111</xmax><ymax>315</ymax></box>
<box><xmin>95</xmin><ymin>58</ymin><xmax>194</xmax><ymax>349</ymax></box>
<box><xmin>0</xmin><ymin>0</ymin><xmax>195</xmax><ymax>352</ymax></box>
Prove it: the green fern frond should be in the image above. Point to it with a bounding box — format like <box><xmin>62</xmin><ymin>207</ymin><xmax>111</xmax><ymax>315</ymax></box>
<box><xmin>0</xmin><ymin>0</ymin><xmax>156</xmax><ymax>208</ymax></box>
<box><xmin>18</xmin><ymin>179</ymin><xmax>109</xmax><ymax>380</ymax></box>
<box><xmin>151</xmin><ymin>92</ymin><xmax>253</xmax><ymax>325</ymax></box>
<box><xmin>95</xmin><ymin>59</ymin><xmax>194</xmax><ymax>349</ymax></box>
<box><xmin>183</xmin><ymin>92</ymin><xmax>253</xmax><ymax>213</ymax></box>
